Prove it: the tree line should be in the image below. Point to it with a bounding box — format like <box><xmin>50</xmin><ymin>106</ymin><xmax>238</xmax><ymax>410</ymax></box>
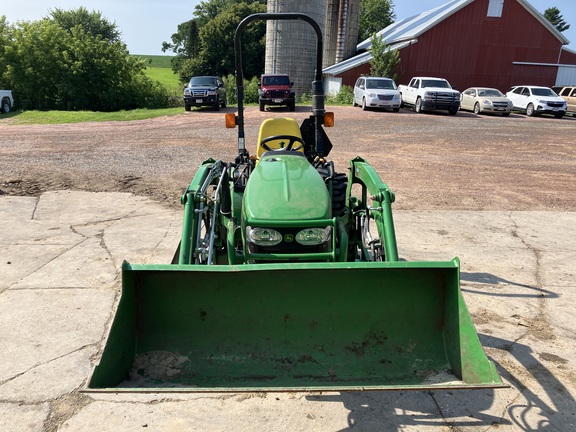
<box><xmin>0</xmin><ymin>8</ymin><xmax>171</xmax><ymax>111</ymax></box>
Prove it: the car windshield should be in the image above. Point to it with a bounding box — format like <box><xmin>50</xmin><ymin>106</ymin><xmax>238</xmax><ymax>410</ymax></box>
<box><xmin>263</xmin><ymin>76</ymin><xmax>290</xmax><ymax>86</ymax></box>
<box><xmin>478</xmin><ymin>89</ymin><xmax>504</xmax><ymax>97</ymax></box>
<box><xmin>190</xmin><ymin>77</ymin><xmax>217</xmax><ymax>87</ymax></box>
<box><xmin>531</xmin><ymin>88</ymin><xmax>556</xmax><ymax>97</ymax></box>
<box><xmin>421</xmin><ymin>79</ymin><xmax>450</xmax><ymax>88</ymax></box>
<box><xmin>366</xmin><ymin>79</ymin><xmax>396</xmax><ymax>90</ymax></box>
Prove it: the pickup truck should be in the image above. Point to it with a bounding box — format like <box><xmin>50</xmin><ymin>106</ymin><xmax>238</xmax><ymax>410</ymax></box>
<box><xmin>258</xmin><ymin>74</ymin><xmax>295</xmax><ymax>111</ymax></box>
<box><xmin>398</xmin><ymin>77</ymin><xmax>460</xmax><ymax>115</ymax></box>
<box><xmin>0</xmin><ymin>90</ymin><xmax>14</xmax><ymax>114</ymax></box>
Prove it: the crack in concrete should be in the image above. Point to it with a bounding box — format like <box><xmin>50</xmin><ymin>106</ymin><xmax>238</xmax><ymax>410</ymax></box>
<box><xmin>0</xmin><ymin>343</ymin><xmax>97</xmax><ymax>389</ymax></box>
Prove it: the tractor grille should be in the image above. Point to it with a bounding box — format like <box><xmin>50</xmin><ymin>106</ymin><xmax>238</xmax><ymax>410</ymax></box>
<box><xmin>378</xmin><ymin>95</ymin><xmax>394</xmax><ymax>101</ymax></box>
<box><xmin>269</xmin><ymin>90</ymin><xmax>286</xmax><ymax>98</ymax></box>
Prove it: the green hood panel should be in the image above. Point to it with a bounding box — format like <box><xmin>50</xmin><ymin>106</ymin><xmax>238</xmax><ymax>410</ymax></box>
<box><xmin>243</xmin><ymin>154</ymin><xmax>330</xmax><ymax>220</ymax></box>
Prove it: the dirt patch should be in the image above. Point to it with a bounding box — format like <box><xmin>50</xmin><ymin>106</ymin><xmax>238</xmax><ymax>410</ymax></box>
<box><xmin>1</xmin><ymin>106</ymin><xmax>576</xmax><ymax>211</ymax></box>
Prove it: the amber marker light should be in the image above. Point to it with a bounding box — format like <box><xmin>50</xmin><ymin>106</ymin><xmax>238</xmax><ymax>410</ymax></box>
<box><xmin>324</xmin><ymin>112</ymin><xmax>334</xmax><ymax>127</ymax></box>
<box><xmin>225</xmin><ymin>113</ymin><xmax>237</xmax><ymax>128</ymax></box>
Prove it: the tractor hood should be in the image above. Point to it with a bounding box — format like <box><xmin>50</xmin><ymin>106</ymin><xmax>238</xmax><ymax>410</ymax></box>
<box><xmin>243</xmin><ymin>154</ymin><xmax>330</xmax><ymax>221</ymax></box>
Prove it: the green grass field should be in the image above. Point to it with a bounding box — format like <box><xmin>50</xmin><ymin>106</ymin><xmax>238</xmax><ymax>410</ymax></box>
<box><xmin>134</xmin><ymin>55</ymin><xmax>183</xmax><ymax>93</ymax></box>
<box><xmin>4</xmin><ymin>108</ymin><xmax>183</xmax><ymax>125</ymax></box>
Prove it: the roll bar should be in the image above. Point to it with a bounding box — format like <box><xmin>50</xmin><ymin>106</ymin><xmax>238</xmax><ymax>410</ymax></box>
<box><xmin>233</xmin><ymin>13</ymin><xmax>326</xmax><ymax>161</ymax></box>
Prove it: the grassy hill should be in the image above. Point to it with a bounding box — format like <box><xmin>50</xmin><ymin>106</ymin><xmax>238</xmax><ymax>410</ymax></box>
<box><xmin>134</xmin><ymin>55</ymin><xmax>182</xmax><ymax>93</ymax></box>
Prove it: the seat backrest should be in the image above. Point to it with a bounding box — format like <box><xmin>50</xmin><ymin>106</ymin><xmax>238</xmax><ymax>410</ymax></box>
<box><xmin>256</xmin><ymin>118</ymin><xmax>303</xmax><ymax>160</ymax></box>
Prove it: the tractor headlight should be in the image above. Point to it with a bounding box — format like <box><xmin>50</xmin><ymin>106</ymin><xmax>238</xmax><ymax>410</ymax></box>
<box><xmin>246</xmin><ymin>227</ymin><xmax>282</xmax><ymax>246</ymax></box>
<box><xmin>295</xmin><ymin>227</ymin><xmax>332</xmax><ymax>246</ymax></box>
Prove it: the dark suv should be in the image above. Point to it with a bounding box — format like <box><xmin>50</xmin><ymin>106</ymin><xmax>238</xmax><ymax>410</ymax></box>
<box><xmin>184</xmin><ymin>76</ymin><xmax>227</xmax><ymax>111</ymax></box>
<box><xmin>258</xmin><ymin>74</ymin><xmax>295</xmax><ymax>111</ymax></box>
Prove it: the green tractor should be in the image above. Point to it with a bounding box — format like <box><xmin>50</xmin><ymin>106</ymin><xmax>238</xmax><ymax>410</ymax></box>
<box><xmin>87</xmin><ymin>13</ymin><xmax>504</xmax><ymax>392</ymax></box>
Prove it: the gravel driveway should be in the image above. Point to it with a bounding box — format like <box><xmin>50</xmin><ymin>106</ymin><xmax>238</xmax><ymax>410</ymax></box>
<box><xmin>1</xmin><ymin>106</ymin><xmax>575</xmax><ymax>211</ymax></box>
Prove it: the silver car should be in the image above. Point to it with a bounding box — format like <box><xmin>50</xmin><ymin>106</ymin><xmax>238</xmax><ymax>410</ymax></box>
<box><xmin>353</xmin><ymin>76</ymin><xmax>401</xmax><ymax>112</ymax></box>
<box><xmin>460</xmin><ymin>87</ymin><xmax>512</xmax><ymax>116</ymax></box>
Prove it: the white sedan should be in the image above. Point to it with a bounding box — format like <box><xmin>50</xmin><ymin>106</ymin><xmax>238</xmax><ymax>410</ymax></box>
<box><xmin>460</xmin><ymin>87</ymin><xmax>512</xmax><ymax>116</ymax></box>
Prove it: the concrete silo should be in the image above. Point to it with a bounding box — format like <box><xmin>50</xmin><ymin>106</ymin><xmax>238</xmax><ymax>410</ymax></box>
<box><xmin>265</xmin><ymin>0</ymin><xmax>359</xmax><ymax>98</ymax></box>
<box><xmin>265</xmin><ymin>1</ymin><xmax>327</xmax><ymax>98</ymax></box>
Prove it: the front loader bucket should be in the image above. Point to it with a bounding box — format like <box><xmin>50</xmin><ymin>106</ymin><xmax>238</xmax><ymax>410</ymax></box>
<box><xmin>86</xmin><ymin>259</ymin><xmax>504</xmax><ymax>392</ymax></box>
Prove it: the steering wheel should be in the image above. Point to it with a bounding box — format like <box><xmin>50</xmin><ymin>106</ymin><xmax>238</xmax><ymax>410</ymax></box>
<box><xmin>260</xmin><ymin>135</ymin><xmax>305</xmax><ymax>152</ymax></box>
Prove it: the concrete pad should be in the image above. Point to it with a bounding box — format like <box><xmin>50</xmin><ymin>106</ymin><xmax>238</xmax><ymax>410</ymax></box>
<box><xmin>1</xmin><ymin>192</ymin><xmax>575</xmax><ymax>431</ymax></box>
<box><xmin>0</xmin><ymin>402</ymin><xmax>49</xmax><ymax>432</ymax></box>
<box><xmin>0</xmin><ymin>289</ymin><xmax>114</xmax><ymax>384</ymax></box>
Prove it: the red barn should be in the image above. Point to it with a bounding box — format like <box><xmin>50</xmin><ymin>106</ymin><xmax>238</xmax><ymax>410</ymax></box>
<box><xmin>323</xmin><ymin>0</ymin><xmax>576</xmax><ymax>93</ymax></box>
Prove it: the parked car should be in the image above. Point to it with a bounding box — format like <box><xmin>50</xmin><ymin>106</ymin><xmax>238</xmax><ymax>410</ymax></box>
<box><xmin>460</xmin><ymin>87</ymin><xmax>512</xmax><ymax>116</ymax></box>
<box><xmin>552</xmin><ymin>85</ymin><xmax>576</xmax><ymax>115</ymax></box>
<box><xmin>0</xmin><ymin>90</ymin><xmax>13</xmax><ymax>114</ymax></box>
<box><xmin>506</xmin><ymin>85</ymin><xmax>566</xmax><ymax>118</ymax></box>
<box><xmin>258</xmin><ymin>74</ymin><xmax>295</xmax><ymax>111</ymax></box>
<box><xmin>183</xmin><ymin>76</ymin><xmax>227</xmax><ymax>111</ymax></box>
<box><xmin>353</xmin><ymin>76</ymin><xmax>401</xmax><ymax>111</ymax></box>
<box><xmin>397</xmin><ymin>77</ymin><xmax>460</xmax><ymax>115</ymax></box>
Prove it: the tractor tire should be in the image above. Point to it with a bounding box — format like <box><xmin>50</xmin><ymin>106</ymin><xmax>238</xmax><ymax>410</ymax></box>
<box><xmin>316</xmin><ymin>164</ymin><xmax>348</xmax><ymax>217</ymax></box>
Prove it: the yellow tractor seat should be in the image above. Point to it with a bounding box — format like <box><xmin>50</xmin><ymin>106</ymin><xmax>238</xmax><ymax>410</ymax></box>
<box><xmin>256</xmin><ymin>118</ymin><xmax>304</xmax><ymax>160</ymax></box>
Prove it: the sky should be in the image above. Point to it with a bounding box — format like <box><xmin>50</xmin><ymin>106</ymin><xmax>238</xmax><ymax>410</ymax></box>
<box><xmin>2</xmin><ymin>0</ymin><xmax>575</xmax><ymax>55</ymax></box>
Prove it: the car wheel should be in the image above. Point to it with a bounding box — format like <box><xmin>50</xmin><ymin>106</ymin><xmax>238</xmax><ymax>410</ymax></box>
<box><xmin>184</xmin><ymin>104</ymin><xmax>191</xmax><ymax>112</ymax></box>
<box><xmin>213</xmin><ymin>98</ymin><xmax>220</xmax><ymax>111</ymax></box>
<box><xmin>352</xmin><ymin>96</ymin><xmax>358</xmax><ymax>107</ymax></box>
<box><xmin>526</xmin><ymin>103</ymin><xmax>535</xmax><ymax>116</ymax></box>
<box><xmin>221</xmin><ymin>96</ymin><xmax>227</xmax><ymax>108</ymax></box>
<box><xmin>502</xmin><ymin>112</ymin><xmax>510</xmax><ymax>117</ymax></box>
<box><xmin>415</xmin><ymin>97</ymin><xmax>422</xmax><ymax>113</ymax></box>
<box><xmin>473</xmin><ymin>102</ymin><xmax>481</xmax><ymax>114</ymax></box>
<box><xmin>554</xmin><ymin>112</ymin><xmax>565</xmax><ymax>119</ymax></box>
<box><xmin>448</xmin><ymin>108</ymin><xmax>458</xmax><ymax>115</ymax></box>
<box><xmin>393</xmin><ymin>108</ymin><xmax>400</xmax><ymax>112</ymax></box>
<box><xmin>361</xmin><ymin>98</ymin><xmax>368</xmax><ymax>111</ymax></box>
<box><xmin>1</xmin><ymin>98</ymin><xmax>10</xmax><ymax>114</ymax></box>
<box><xmin>259</xmin><ymin>100</ymin><xmax>265</xmax><ymax>112</ymax></box>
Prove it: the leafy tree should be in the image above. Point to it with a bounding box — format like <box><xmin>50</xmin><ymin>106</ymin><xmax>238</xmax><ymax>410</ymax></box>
<box><xmin>369</xmin><ymin>33</ymin><xmax>401</xmax><ymax>82</ymax></box>
<box><xmin>0</xmin><ymin>16</ymin><xmax>11</xmax><ymax>88</ymax></box>
<box><xmin>543</xmin><ymin>7</ymin><xmax>570</xmax><ymax>32</ymax></box>
<box><xmin>163</xmin><ymin>0</ymin><xmax>266</xmax><ymax>82</ymax></box>
<box><xmin>358</xmin><ymin>0</ymin><xmax>395</xmax><ymax>43</ymax></box>
<box><xmin>48</xmin><ymin>7</ymin><xmax>121</xmax><ymax>42</ymax></box>
<box><xmin>2</xmin><ymin>12</ymin><xmax>169</xmax><ymax>111</ymax></box>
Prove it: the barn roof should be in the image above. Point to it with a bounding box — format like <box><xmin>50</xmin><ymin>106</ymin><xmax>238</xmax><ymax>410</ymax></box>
<box><xmin>324</xmin><ymin>0</ymin><xmax>570</xmax><ymax>75</ymax></box>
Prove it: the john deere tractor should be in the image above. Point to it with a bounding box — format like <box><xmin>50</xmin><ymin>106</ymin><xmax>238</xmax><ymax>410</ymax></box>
<box><xmin>87</xmin><ymin>13</ymin><xmax>504</xmax><ymax>393</ymax></box>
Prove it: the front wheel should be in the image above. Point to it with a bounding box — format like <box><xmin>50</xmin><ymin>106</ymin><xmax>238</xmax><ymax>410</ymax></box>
<box><xmin>361</xmin><ymin>98</ymin><xmax>368</xmax><ymax>111</ymax></box>
<box><xmin>473</xmin><ymin>102</ymin><xmax>481</xmax><ymax>114</ymax></box>
<box><xmin>1</xmin><ymin>98</ymin><xmax>11</xmax><ymax>113</ymax></box>
<box><xmin>352</xmin><ymin>96</ymin><xmax>358</xmax><ymax>107</ymax></box>
<box><xmin>259</xmin><ymin>100</ymin><xmax>265</xmax><ymax>112</ymax></box>
<box><xmin>554</xmin><ymin>112</ymin><xmax>565</xmax><ymax>119</ymax></box>
<box><xmin>415</xmin><ymin>97</ymin><xmax>422</xmax><ymax>113</ymax></box>
<box><xmin>393</xmin><ymin>107</ymin><xmax>400</xmax><ymax>112</ymax></box>
<box><xmin>213</xmin><ymin>98</ymin><xmax>220</xmax><ymax>111</ymax></box>
<box><xmin>221</xmin><ymin>97</ymin><xmax>227</xmax><ymax>108</ymax></box>
<box><xmin>526</xmin><ymin>103</ymin><xmax>535</xmax><ymax>116</ymax></box>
